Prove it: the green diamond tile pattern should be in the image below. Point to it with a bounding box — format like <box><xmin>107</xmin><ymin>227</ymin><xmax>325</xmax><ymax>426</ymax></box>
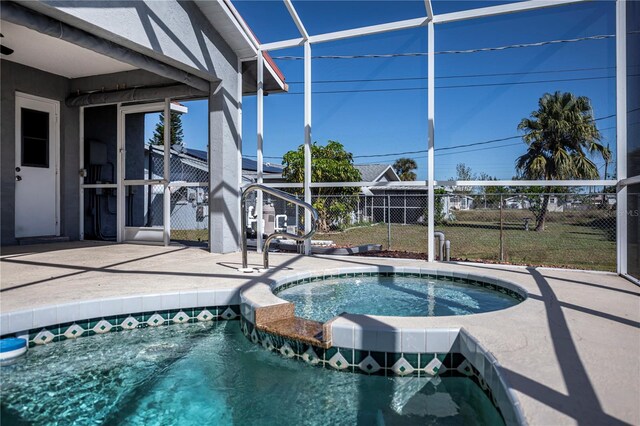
<box><xmin>220</xmin><ymin>307</ymin><xmax>237</xmax><ymax>320</ymax></box>
<box><xmin>279</xmin><ymin>342</ymin><xmax>295</xmax><ymax>358</ymax></box>
<box><xmin>358</xmin><ymin>355</ymin><xmax>381</xmax><ymax>374</ymax></box>
<box><xmin>121</xmin><ymin>316</ymin><xmax>139</xmax><ymax>330</ymax></box>
<box><xmin>172</xmin><ymin>311</ymin><xmax>189</xmax><ymax>324</ymax></box>
<box><xmin>391</xmin><ymin>357</ymin><xmax>415</xmax><ymax>376</ymax></box>
<box><xmin>261</xmin><ymin>336</ymin><xmax>275</xmax><ymax>351</ymax></box>
<box><xmin>93</xmin><ymin>320</ymin><xmax>112</xmax><ymax>334</ymax></box>
<box><xmin>250</xmin><ymin>329</ymin><xmax>259</xmax><ymax>344</ymax></box>
<box><xmin>147</xmin><ymin>314</ymin><xmax>165</xmax><ymax>327</ymax></box>
<box><xmin>237</xmin><ymin>321</ymin><xmax>503</xmax><ymax>418</ymax></box>
<box><xmin>34</xmin><ymin>329</ymin><xmax>55</xmax><ymax>345</ymax></box>
<box><xmin>63</xmin><ymin>324</ymin><xmax>85</xmax><ymax>339</ymax></box>
<box><xmin>424</xmin><ymin>356</ymin><xmax>443</xmax><ymax>376</ymax></box>
<box><xmin>196</xmin><ymin>309</ymin><xmax>213</xmax><ymax>322</ymax></box>
<box><xmin>328</xmin><ymin>352</ymin><xmax>349</xmax><ymax>370</ymax></box>
<box><xmin>17</xmin><ymin>305</ymin><xmax>241</xmax><ymax>347</ymax></box>
<box><xmin>457</xmin><ymin>360</ymin><xmax>473</xmax><ymax>376</ymax></box>
<box><xmin>302</xmin><ymin>347</ymin><xmax>321</xmax><ymax>365</ymax></box>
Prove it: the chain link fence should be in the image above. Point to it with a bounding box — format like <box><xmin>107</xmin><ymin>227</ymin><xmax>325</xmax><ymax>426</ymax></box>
<box><xmin>146</xmin><ymin>148</ymin><xmax>210</xmax><ymax>243</ymax></box>
<box><xmin>250</xmin><ymin>191</ymin><xmax>615</xmax><ymax>271</ymax></box>
<box><xmin>143</xmin><ymin>149</ymin><xmax>619</xmax><ymax>272</ymax></box>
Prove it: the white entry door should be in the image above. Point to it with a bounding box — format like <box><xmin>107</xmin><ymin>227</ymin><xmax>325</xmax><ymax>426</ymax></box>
<box><xmin>14</xmin><ymin>93</ymin><xmax>60</xmax><ymax>238</ymax></box>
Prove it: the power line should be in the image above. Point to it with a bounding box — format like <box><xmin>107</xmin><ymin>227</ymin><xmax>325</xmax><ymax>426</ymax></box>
<box><xmin>286</xmin><ymin>66</ymin><xmax>616</xmax><ymax>84</ymax></box>
<box><xmin>355</xmin><ymin>124</ymin><xmax>616</xmax><ymax>160</ymax></box>
<box><xmin>283</xmin><ymin>75</ymin><xmax>625</xmax><ymax>95</ymax></box>
<box><xmin>272</xmin><ymin>34</ymin><xmax>618</xmax><ymax>61</ymax></box>
<box><xmin>246</xmin><ymin>123</ymin><xmax>617</xmax><ymax>161</ymax></box>
<box><xmin>351</xmin><ymin>139</ymin><xmax>517</xmax><ymax>159</ymax></box>
<box><xmin>357</xmin><ymin>142</ymin><xmax>523</xmax><ymax>164</ymax></box>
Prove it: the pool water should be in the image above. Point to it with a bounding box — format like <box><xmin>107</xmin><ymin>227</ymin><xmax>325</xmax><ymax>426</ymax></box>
<box><xmin>278</xmin><ymin>276</ymin><xmax>520</xmax><ymax>322</ymax></box>
<box><xmin>1</xmin><ymin>322</ymin><xmax>504</xmax><ymax>425</ymax></box>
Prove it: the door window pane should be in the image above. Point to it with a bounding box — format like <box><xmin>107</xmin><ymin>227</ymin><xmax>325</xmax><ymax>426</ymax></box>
<box><xmin>21</xmin><ymin>108</ymin><xmax>49</xmax><ymax>168</ymax></box>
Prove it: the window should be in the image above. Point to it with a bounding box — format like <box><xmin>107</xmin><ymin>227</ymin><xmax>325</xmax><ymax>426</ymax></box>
<box><xmin>21</xmin><ymin>108</ymin><xmax>49</xmax><ymax>168</ymax></box>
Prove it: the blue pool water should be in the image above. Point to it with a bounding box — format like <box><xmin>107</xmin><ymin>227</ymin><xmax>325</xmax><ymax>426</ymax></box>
<box><xmin>278</xmin><ymin>276</ymin><xmax>520</xmax><ymax>322</ymax></box>
<box><xmin>0</xmin><ymin>322</ymin><xmax>504</xmax><ymax>425</ymax></box>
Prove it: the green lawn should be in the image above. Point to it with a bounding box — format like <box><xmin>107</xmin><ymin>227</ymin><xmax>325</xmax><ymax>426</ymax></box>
<box><xmin>317</xmin><ymin>210</ymin><xmax>616</xmax><ymax>271</ymax></box>
<box><xmin>171</xmin><ymin>209</ymin><xmax>616</xmax><ymax>271</ymax></box>
<box><xmin>172</xmin><ymin>229</ymin><xmax>209</xmax><ymax>242</ymax></box>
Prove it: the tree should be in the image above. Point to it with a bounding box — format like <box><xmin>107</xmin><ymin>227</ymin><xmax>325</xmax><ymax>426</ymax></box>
<box><xmin>149</xmin><ymin>111</ymin><xmax>184</xmax><ymax>146</ymax></box>
<box><xmin>450</xmin><ymin>163</ymin><xmax>474</xmax><ymax>194</ymax></box>
<box><xmin>393</xmin><ymin>157</ymin><xmax>417</xmax><ymax>181</ymax></box>
<box><xmin>282</xmin><ymin>141</ymin><xmax>362</xmax><ymax>232</ymax></box>
<box><xmin>477</xmin><ymin>173</ymin><xmax>509</xmax><ymax>208</ymax></box>
<box><xmin>516</xmin><ymin>91</ymin><xmax>610</xmax><ymax>231</ymax></box>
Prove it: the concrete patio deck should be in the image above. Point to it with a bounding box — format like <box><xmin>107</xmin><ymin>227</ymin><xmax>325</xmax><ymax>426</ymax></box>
<box><xmin>1</xmin><ymin>241</ymin><xmax>638</xmax><ymax>425</ymax></box>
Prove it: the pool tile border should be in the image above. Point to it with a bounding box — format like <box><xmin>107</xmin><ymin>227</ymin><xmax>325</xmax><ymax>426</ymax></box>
<box><xmin>5</xmin><ymin>305</ymin><xmax>241</xmax><ymax>347</ymax></box>
<box><xmin>240</xmin><ymin>317</ymin><xmax>519</xmax><ymax>424</ymax></box>
<box><xmin>271</xmin><ymin>270</ymin><xmax>527</xmax><ymax>302</ymax></box>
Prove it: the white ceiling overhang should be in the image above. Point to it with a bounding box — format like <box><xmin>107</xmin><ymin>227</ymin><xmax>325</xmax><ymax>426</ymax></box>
<box><xmin>0</xmin><ymin>19</ymin><xmax>136</xmax><ymax>79</ymax></box>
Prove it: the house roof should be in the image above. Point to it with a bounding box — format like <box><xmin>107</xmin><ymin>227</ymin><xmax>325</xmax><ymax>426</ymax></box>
<box><xmin>354</xmin><ymin>164</ymin><xmax>400</xmax><ymax>182</ymax></box>
<box><xmin>182</xmin><ymin>147</ymin><xmax>283</xmax><ymax>173</ymax></box>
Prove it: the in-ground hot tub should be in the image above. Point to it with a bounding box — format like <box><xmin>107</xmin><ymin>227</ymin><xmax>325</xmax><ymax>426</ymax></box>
<box><xmin>238</xmin><ymin>267</ymin><xmax>528</xmax><ymax>425</ymax></box>
<box><xmin>275</xmin><ymin>271</ymin><xmax>526</xmax><ymax>322</ymax></box>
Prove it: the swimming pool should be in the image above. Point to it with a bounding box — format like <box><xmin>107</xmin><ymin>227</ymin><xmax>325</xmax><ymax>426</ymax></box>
<box><xmin>1</xmin><ymin>321</ymin><xmax>504</xmax><ymax>425</ymax></box>
<box><xmin>276</xmin><ymin>274</ymin><xmax>523</xmax><ymax>322</ymax></box>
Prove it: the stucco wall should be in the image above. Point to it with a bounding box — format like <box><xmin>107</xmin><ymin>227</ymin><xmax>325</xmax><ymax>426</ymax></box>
<box><xmin>39</xmin><ymin>0</ymin><xmax>243</xmax><ymax>252</ymax></box>
<box><xmin>2</xmin><ymin>1</ymin><xmax>242</xmax><ymax>251</ymax></box>
<box><xmin>1</xmin><ymin>60</ymin><xmax>79</xmax><ymax>245</ymax></box>
<box><xmin>33</xmin><ymin>0</ymin><xmax>237</xmax><ymax>83</ymax></box>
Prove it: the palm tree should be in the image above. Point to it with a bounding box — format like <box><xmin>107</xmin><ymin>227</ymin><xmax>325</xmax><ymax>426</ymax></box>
<box><xmin>516</xmin><ymin>91</ymin><xmax>610</xmax><ymax>231</ymax></box>
<box><xmin>393</xmin><ymin>157</ymin><xmax>418</xmax><ymax>181</ymax></box>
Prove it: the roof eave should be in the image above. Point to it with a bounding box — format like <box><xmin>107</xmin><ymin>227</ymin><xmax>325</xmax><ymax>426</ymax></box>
<box><xmin>196</xmin><ymin>0</ymin><xmax>287</xmax><ymax>94</ymax></box>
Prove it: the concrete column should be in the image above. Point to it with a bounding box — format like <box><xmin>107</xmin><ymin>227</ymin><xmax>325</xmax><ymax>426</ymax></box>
<box><xmin>208</xmin><ymin>79</ymin><xmax>240</xmax><ymax>253</ymax></box>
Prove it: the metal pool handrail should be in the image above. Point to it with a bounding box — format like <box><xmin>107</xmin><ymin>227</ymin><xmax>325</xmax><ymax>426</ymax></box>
<box><xmin>241</xmin><ymin>184</ymin><xmax>319</xmax><ymax>270</ymax></box>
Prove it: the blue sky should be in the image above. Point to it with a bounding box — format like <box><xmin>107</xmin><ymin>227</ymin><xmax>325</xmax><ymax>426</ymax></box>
<box><xmin>146</xmin><ymin>0</ymin><xmax>617</xmax><ymax>181</ymax></box>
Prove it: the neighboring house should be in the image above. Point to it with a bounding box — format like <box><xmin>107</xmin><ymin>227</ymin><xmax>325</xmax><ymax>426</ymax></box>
<box><xmin>445</xmin><ymin>194</ymin><xmax>474</xmax><ymax>211</ymax></box>
<box><xmin>546</xmin><ymin>195</ymin><xmax>565</xmax><ymax>212</ymax></box>
<box><xmin>505</xmin><ymin>196</ymin><xmax>532</xmax><ymax>210</ymax></box>
<box><xmin>589</xmin><ymin>194</ymin><xmax>617</xmax><ymax>209</ymax></box>
<box><xmin>355</xmin><ymin>164</ymin><xmax>401</xmax><ymax>194</ymax></box>
<box><xmin>1</xmin><ymin>0</ymin><xmax>286</xmax><ymax>253</ymax></box>
<box><xmin>140</xmin><ymin>144</ymin><xmax>283</xmax><ymax>232</ymax></box>
<box><xmin>354</xmin><ymin>164</ymin><xmax>425</xmax><ymax>224</ymax></box>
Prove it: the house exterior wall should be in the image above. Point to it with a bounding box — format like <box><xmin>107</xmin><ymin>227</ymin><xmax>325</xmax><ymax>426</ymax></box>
<box><xmin>38</xmin><ymin>0</ymin><xmax>243</xmax><ymax>252</ymax></box>
<box><xmin>2</xmin><ymin>2</ymin><xmax>243</xmax><ymax>252</ymax></box>
<box><xmin>208</xmin><ymin>80</ymin><xmax>240</xmax><ymax>253</ymax></box>
<box><xmin>0</xmin><ymin>60</ymin><xmax>79</xmax><ymax>245</ymax></box>
<box><xmin>31</xmin><ymin>0</ymin><xmax>237</xmax><ymax>83</ymax></box>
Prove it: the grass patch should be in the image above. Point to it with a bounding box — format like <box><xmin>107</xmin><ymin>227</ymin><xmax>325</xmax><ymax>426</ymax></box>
<box><xmin>171</xmin><ymin>229</ymin><xmax>209</xmax><ymax>242</ymax></box>
<box><xmin>317</xmin><ymin>210</ymin><xmax>616</xmax><ymax>271</ymax></box>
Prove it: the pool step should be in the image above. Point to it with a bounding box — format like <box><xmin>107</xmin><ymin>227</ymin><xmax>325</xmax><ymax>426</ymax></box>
<box><xmin>257</xmin><ymin>317</ymin><xmax>331</xmax><ymax>349</ymax></box>
<box><xmin>254</xmin><ymin>303</ymin><xmax>333</xmax><ymax>348</ymax></box>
